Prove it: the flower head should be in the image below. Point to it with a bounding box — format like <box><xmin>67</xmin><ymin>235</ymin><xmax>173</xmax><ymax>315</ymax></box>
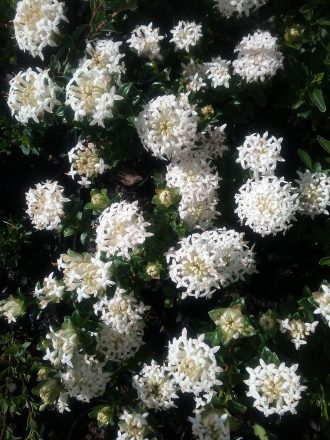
<box><xmin>14</xmin><ymin>0</ymin><xmax>68</xmax><ymax>59</ymax></box>
<box><xmin>233</xmin><ymin>30</ymin><xmax>283</xmax><ymax>82</ymax></box>
<box><xmin>278</xmin><ymin>318</ymin><xmax>318</xmax><ymax>350</ymax></box>
<box><xmin>235</xmin><ymin>176</ymin><xmax>298</xmax><ymax>236</ymax></box>
<box><xmin>313</xmin><ymin>284</ymin><xmax>330</xmax><ymax>326</ymax></box>
<box><xmin>0</xmin><ymin>295</ymin><xmax>25</xmax><ymax>323</ymax></box>
<box><xmin>204</xmin><ymin>57</ymin><xmax>231</xmax><ymax>88</ymax></box>
<box><xmin>8</xmin><ymin>68</ymin><xmax>61</xmax><ymax>124</ymax></box>
<box><xmin>128</xmin><ymin>23</ymin><xmax>164</xmax><ymax>60</ymax></box>
<box><xmin>43</xmin><ymin>322</ymin><xmax>79</xmax><ymax>368</ymax></box>
<box><xmin>245</xmin><ymin>359</ymin><xmax>306</xmax><ymax>416</ymax></box>
<box><xmin>96</xmin><ymin>200</ymin><xmax>152</xmax><ymax>259</ymax></box>
<box><xmin>117</xmin><ymin>410</ymin><xmax>152</xmax><ymax>440</ymax></box>
<box><xmin>170</xmin><ymin>21</ymin><xmax>202</xmax><ymax>52</ymax></box>
<box><xmin>166</xmin><ymin>228</ymin><xmax>256</xmax><ymax>299</ymax></box>
<box><xmin>26</xmin><ymin>180</ymin><xmax>69</xmax><ymax>230</ymax></box>
<box><xmin>84</xmin><ymin>39</ymin><xmax>125</xmax><ymax>75</ymax></box>
<box><xmin>295</xmin><ymin>170</ymin><xmax>330</xmax><ymax>219</ymax></box>
<box><xmin>214</xmin><ymin>0</ymin><xmax>268</xmax><ymax>17</ymax></box>
<box><xmin>189</xmin><ymin>410</ymin><xmax>230</xmax><ymax>440</ymax></box>
<box><xmin>34</xmin><ymin>273</ymin><xmax>65</xmax><ymax>309</ymax></box>
<box><xmin>136</xmin><ymin>93</ymin><xmax>198</xmax><ymax>159</ymax></box>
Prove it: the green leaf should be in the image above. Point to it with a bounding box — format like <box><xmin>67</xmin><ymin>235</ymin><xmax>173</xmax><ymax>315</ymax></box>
<box><xmin>309</xmin><ymin>89</ymin><xmax>326</xmax><ymax>112</ymax></box>
<box><xmin>253</xmin><ymin>424</ymin><xmax>269</xmax><ymax>440</ymax></box>
<box><xmin>261</xmin><ymin>347</ymin><xmax>280</xmax><ymax>366</ymax></box>
<box><xmin>297</xmin><ymin>149</ymin><xmax>313</xmax><ymax>169</ymax></box>
<box><xmin>63</xmin><ymin>227</ymin><xmax>76</xmax><ymax>237</ymax></box>
<box><xmin>320</xmin><ymin>257</ymin><xmax>330</xmax><ymax>266</ymax></box>
<box><xmin>317</xmin><ymin>135</ymin><xmax>330</xmax><ymax>154</ymax></box>
<box><xmin>226</xmin><ymin>399</ymin><xmax>247</xmax><ymax>414</ymax></box>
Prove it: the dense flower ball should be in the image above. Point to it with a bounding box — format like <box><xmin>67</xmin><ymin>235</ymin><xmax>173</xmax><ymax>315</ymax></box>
<box><xmin>214</xmin><ymin>0</ymin><xmax>268</xmax><ymax>17</ymax></box>
<box><xmin>26</xmin><ymin>180</ymin><xmax>69</xmax><ymax>231</ymax></box>
<box><xmin>235</xmin><ymin>176</ymin><xmax>298</xmax><ymax>236</ymax></box>
<box><xmin>61</xmin><ymin>354</ymin><xmax>110</xmax><ymax>402</ymax></box>
<box><xmin>136</xmin><ymin>94</ymin><xmax>198</xmax><ymax>159</ymax></box>
<box><xmin>233</xmin><ymin>30</ymin><xmax>283</xmax><ymax>82</ymax></box>
<box><xmin>95</xmin><ymin>201</ymin><xmax>152</xmax><ymax>259</ymax></box>
<box><xmin>57</xmin><ymin>252</ymin><xmax>114</xmax><ymax>302</ymax></box>
<box><xmin>295</xmin><ymin>170</ymin><xmax>330</xmax><ymax>218</ymax></box>
<box><xmin>132</xmin><ymin>361</ymin><xmax>178</xmax><ymax>410</ymax></box>
<box><xmin>67</xmin><ymin>140</ymin><xmax>106</xmax><ymax>187</ymax></box>
<box><xmin>14</xmin><ymin>0</ymin><xmax>68</xmax><ymax>59</ymax></box>
<box><xmin>66</xmin><ymin>67</ymin><xmax>123</xmax><ymax>127</ymax></box>
<box><xmin>128</xmin><ymin>23</ymin><xmax>164</xmax><ymax>60</ymax></box>
<box><xmin>313</xmin><ymin>284</ymin><xmax>330</xmax><ymax>326</ymax></box>
<box><xmin>84</xmin><ymin>39</ymin><xmax>125</xmax><ymax>75</ymax></box>
<box><xmin>178</xmin><ymin>193</ymin><xmax>220</xmax><ymax>230</ymax></box>
<box><xmin>166</xmin><ymin>228</ymin><xmax>256</xmax><ymax>299</ymax></box>
<box><xmin>117</xmin><ymin>410</ymin><xmax>152</xmax><ymax>440</ymax></box>
<box><xmin>34</xmin><ymin>273</ymin><xmax>65</xmax><ymax>309</ymax></box>
<box><xmin>204</xmin><ymin>57</ymin><xmax>231</xmax><ymax>88</ymax></box>
<box><xmin>278</xmin><ymin>318</ymin><xmax>318</xmax><ymax>350</ymax></box>
<box><xmin>8</xmin><ymin>68</ymin><xmax>61</xmax><ymax>124</ymax></box>
<box><xmin>236</xmin><ymin>131</ymin><xmax>284</xmax><ymax>175</ymax></box>
<box><xmin>189</xmin><ymin>410</ymin><xmax>230</xmax><ymax>440</ymax></box>
<box><xmin>170</xmin><ymin>21</ymin><xmax>202</xmax><ymax>52</ymax></box>
<box><xmin>245</xmin><ymin>359</ymin><xmax>306</xmax><ymax>416</ymax></box>
<box><xmin>167</xmin><ymin>328</ymin><xmax>222</xmax><ymax>406</ymax></box>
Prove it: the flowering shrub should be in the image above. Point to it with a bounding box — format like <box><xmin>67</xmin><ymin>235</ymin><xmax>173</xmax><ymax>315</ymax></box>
<box><xmin>1</xmin><ymin>0</ymin><xmax>330</xmax><ymax>439</ymax></box>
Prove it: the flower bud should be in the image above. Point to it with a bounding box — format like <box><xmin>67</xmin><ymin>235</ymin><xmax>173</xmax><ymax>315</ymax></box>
<box><xmin>157</xmin><ymin>188</ymin><xmax>177</xmax><ymax>208</ymax></box>
<box><xmin>0</xmin><ymin>295</ymin><xmax>25</xmax><ymax>323</ymax></box>
<box><xmin>39</xmin><ymin>379</ymin><xmax>61</xmax><ymax>410</ymax></box>
<box><xmin>200</xmin><ymin>105</ymin><xmax>214</xmax><ymax>119</ymax></box>
<box><xmin>90</xmin><ymin>189</ymin><xmax>109</xmax><ymax>210</ymax></box>
<box><xmin>259</xmin><ymin>312</ymin><xmax>277</xmax><ymax>331</ymax></box>
<box><xmin>284</xmin><ymin>25</ymin><xmax>304</xmax><ymax>43</ymax></box>
<box><xmin>97</xmin><ymin>406</ymin><xmax>113</xmax><ymax>427</ymax></box>
<box><xmin>146</xmin><ymin>262</ymin><xmax>162</xmax><ymax>279</ymax></box>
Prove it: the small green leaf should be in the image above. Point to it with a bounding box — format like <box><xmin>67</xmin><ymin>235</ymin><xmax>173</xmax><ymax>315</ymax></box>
<box><xmin>320</xmin><ymin>257</ymin><xmax>330</xmax><ymax>266</ymax></box>
<box><xmin>261</xmin><ymin>347</ymin><xmax>280</xmax><ymax>365</ymax></box>
<box><xmin>253</xmin><ymin>424</ymin><xmax>269</xmax><ymax>440</ymax></box>
<box><xmin>309</xmin><ymin>89</ymin><xmax>326</xmax><ymax>112</ymax></box>
<box><xmin>63</xmin><ymin>227</ymin><xmax>76</xmax><ymax>237</ymax></box>
<box><xmin>226</xmin><ymin>399</ymin><xmax>247</xmax><ymax>414</ymax></box>
<box><xmin>297</xmin><ymin>149</ymin><xmax>312</xmax><ymax>169</ymax></box>
<box><xmin>317</xmin><ymin>135</ymin><xmax>330</xmax><ymax>154</ymax></box>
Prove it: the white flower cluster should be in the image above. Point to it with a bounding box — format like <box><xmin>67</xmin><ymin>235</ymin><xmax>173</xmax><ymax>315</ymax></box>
<box><xmin>182</xmin><ymin>57</ymin><xmax>231</xmax><ymax>92</ymax></box>
<box><xmin>93</xmin><ymin>287</ymin><xmax>150</xmax><ymax>331</ymax></box>
<box><xmin>0</xmin><ymin>296</ymin><xmax>25</xmax><ymax>323</ymax></box>
<box><xmin>295</xmin><ymin>170</ymin><xmax>330</xmax><ymax>219</ymax></box>
<box><xmin>215</xmin><ymin>307</ymin><xmax>252</xmax><ymax>342</ymax></box>
<box><xmin>67</xmin><ymin>140</ymin><xmax>106</xmax><ymax>187</ymax></box>
<box><xmin>66</xmin><ymin>39</ymin><xmax>125</xmax><ymax>126</ymax></box>
<box><xmin>236</xmin><ymin>131</ymin><xmax>284</xmax><ymax>176</ymax></box>
<box><xmin>235</xmin><ymin>176</ymin><xmax>298</xmax><ymax>236</ymax></box>
<box><xmin>57</xmin><ymin>252</ymin><xmax>114</xmax><ymax>302</ymax></box>
<box><xmin>96</xmin><ymin>200</ymin><xmax>152</xmax><ymax>259</ymax></box>
<box><xmin>233</xmin><ymin>30</ymin><xmax>283</xmax><ymax>82</ymax></box>
<box><xmin>43</xmin><ymin>324</ymin><xmax>79</xmax><ymax>368</ymax></box>
<box><xmin>26</xmin><ymin>180</ymin><xmax>69</xmax><ymax>231</ymax></box>
<box><xmin>170</xmin><ymin>21</ymin><xmax>202</xmax><ymax>52</ymax></box>
<box><xmin>61</xmin><ymin>354</ymin><xmax>110</xmax><ymax>402</ymax></box>
<box><xmin>313</xmin><ymin>284</ymin><xmax>330</xmax><ymax>326</ymax></box>
<box><xmin>132</xmin><ymin>361</ymin><xmax>178</xmax><ymax>410</ymax></box>
<box><xmin>8</xmin><ymin>68</ymin><xmax>61</xmax><ymax>124</ymax></box>
<box><xmin>34</xmin><ymin>273</ymin><xmax>65</xmax><ymax>309</ymax></box>
<box><xmin>189</xmin><ymin>410</ymin><xmax>230</xmax><ymax>440</ymax></box>
<box><xmin>94</xmin><ymin>288</ymin><xmax>149</xmax><ymax>362</ymax></box>
<box><xmin>245</xmin><ymin>359</ymin><xmax>306</xmax><ymax>416</ymax></box>
<box><xmin>214</xmin><ymin>0</ymin><xmax>268</xmax><ymax>17</ymax></box>
<box><xmin>197</xmin><ymin>125</ymin><xmax>228</xmax><ymax>160</ymax></box>
<box><xmin>167</xmin><ymin>328</ymin><xmax>222</xmax><ymax>407</ymax></box>
<box><xmin>136</xmin><ymin>93</ymin><xmax>198</xmax><ymax>160</ymax></box>
<box><xmin>166</xmin><ymin>228</ymin><xmax>256</xmax><ymax>299</ymax></box>
<box><xmin>128</xmin><ymin>23</ymin><xmax>164</xmax><ymax>60</ymax></box>
<box><xmin>117</xmin><ymin>410</ymin><xmax>152</xmax><ymax>440</ymax></box>
<box><xmin>14</xmin><ymin>0</ymin><xmax>68</xmax><ymax>59</ymax></box>
<box><xmin>278</xmin><ymin>318</ymin><xmax>318</xmax><ymax>350</ymax></box>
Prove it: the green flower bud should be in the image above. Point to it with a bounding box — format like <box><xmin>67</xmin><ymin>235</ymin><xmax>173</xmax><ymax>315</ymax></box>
<box><xmin>259</xmin><ymin>312</ymin><xmax>277</xmax><ymax>331</ymax></box>
<box><xmin>97</xmin><ymin>406</ymin><xmax>113</xmax><ymax>427</ymax></box>
<box><xmin>146</xmin><ymin>262</ymin><xmax>162</xmax><ymax>279</ymax></box>
<box><xmin>157</xmin><ymin>188</ymin><xmax>177</xmax><ymax>208</ymax></box>
<box><xmin>39</xmin><ymin>379</ymin><xmax>61</xmax><ymax>410</ymax></box>
<box><xmin>90</xmin><ymin>189</ymin><xmax>109</xmax><ymax>210</ymax></box>
<box><xmin>0</xmin><ymin>295</ymin><xmax>25</xmax><ymax>323</ymax></box>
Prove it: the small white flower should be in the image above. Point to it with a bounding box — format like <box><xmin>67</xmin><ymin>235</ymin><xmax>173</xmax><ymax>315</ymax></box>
<box><xmin>295</xmin><ymin>170</ymin><xmax>330</xmax><ymax>219</ymax></box>
<box><xmin>136</xmin><ymin>93</ymin><xmax>198</xmax><ymax>160</ymax></box>
<box><xmin>96</xmin><ymin>200</ymin><xmax>153</xmax><ymax>259</ymax></box>
<box><xmin>235</xmin><ymin>176</ymin><xmax>298</xmax><ymax>236</ymax></box>
<box><xmin>181</xmin><ymin>59</ymin><xmax>207</xmax><ymax>92</ymax></box>
<box><xmin>67</xmin><ymin>140</ymin><xmax>106</xmax><ymax>187</ymax></box>
<box><xmin>197</xmin><ymin>124</ymin><xmax>228</xmax><ymax>159</ymax></box>
<box><xmin>8</xmin><ymin>68</ymin><xmax>61</xmax><ymax>124</ymax></box>
<box><xmin>26</xmin><ymin>180</ymin><xmax>69</xmax><ymax>231</ymax></box>
<box><xmin>233</xmin><ymin>30</ymin><xmax>284</xmax><ymax>82</ymax></box>
<box><xmin>61</xmin><ymin>354</ymin><xmax>110</xmax><ymax>402</ymax></box>
<box><xmin>245</xmin><ymin>358</ymin><xmax>306</xmax><ymax>416</ymax></box>
<box><xmin>117</xmin><ymin>410</ymin><xmax>152</xmax><ymax>440</ymax></box>
<box><xmin>34</xmin><ymin>273</ymin><xmax>65</xmax><ymax>309</ymax></box>
<box><xmin>236</xmin><ymin>131</ymin><xmax>284</xmax><ymax>176</ymax></box>
<box><xmin>278</xmin><ymin>318</ymin><xmax>318</xmax><ymax>350</ymax></box>
<box><xmin>128</xmin><ymin>23</ymin><xmax>164</xmax><ymax>60</ymax></box>
<box><xmin>190</xmin><ymin>410</ymin><xmax>230</xmax><ymax>440</ymax></box>
<box><xmin>167</xmin><ymin>328</ymin><xmax>222</xmax><ymax>400</ymax></box>
<box><xmin>170</xmin><ymin>21</ymin><xmax>202</xmax><ymax>52</ymax></box>
<box><xmin>166</xmin><ymin>228</ymin><xmax>256</xmax><ymax>299</ymax></box>
<box><xmin>43</xmin><ymin>323</ymin><xmax>79</xmax><ymax>368</ymax></box>
<box><xmin>57</xmin><ymin>251</ymin><xmax>114</xmax><ymax>302</ymax></box>
<box><xmin>313</xmin><ymin>284</ymin><xmax>330</xmax><ymax>326</ymax></box>
<box><xmin>214</xmin><ymin>0</ymin><xmax>268</xmax><ymax>17</ymax></box>
<box><xmin>132</xmin><ymin>361</ymin><xmax>178</xmax><ymax>410</ymax></box>
<box><xmin>204</xmin><ymin>57</ymin><xmax>231</xmax><ymax>88</ymax></box>
<box><xmin>0</xmin><ymin>296</ymin><xmax>25</xmax><ymax>323</ymax></box>
<box><xmin>14</xmin><ymin>0</ymin><xmax>68</xmax><ymax>59</ymax></box>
